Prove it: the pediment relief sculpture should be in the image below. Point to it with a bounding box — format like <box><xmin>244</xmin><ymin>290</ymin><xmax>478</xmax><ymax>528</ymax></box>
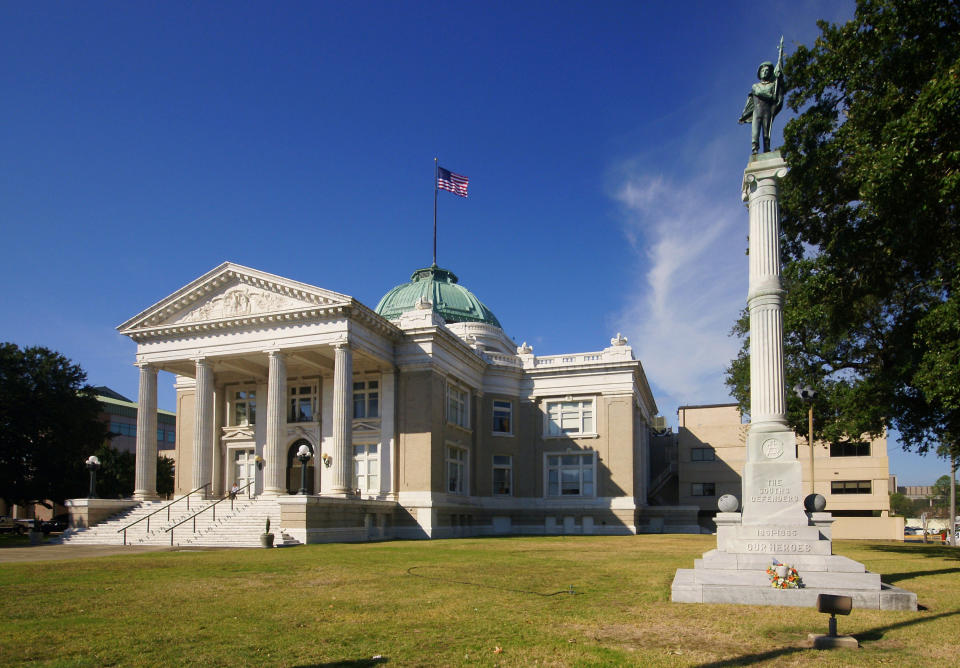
<box><xmin>173</xmin><ymin>284</ymin><xmax>313</xmax><ymax>324</ymax></box>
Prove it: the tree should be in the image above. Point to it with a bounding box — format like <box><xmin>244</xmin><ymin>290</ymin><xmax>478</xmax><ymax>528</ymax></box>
<box><xmin>91</xmin><ymin>443</ymin><xmax>135</xmax><ymax>499</ymax></box>
<box><xmin>157</xmin><ymin>455</ymin><xmax>175</xmax><ymax>498</ymax></box>
<box><xmin>726</xmin><ymin>0</ymin><xmax>960</xmax><ymax>458</ymax></box>
<box><xmin>889</xmin><ymin>492</ymin><xmax>918</xmax><ymax>518</ymax></box>
<box><xmin>0</xmin><ymin>343</ymin><xmax>109</xmax><ymax>507</ymax></box>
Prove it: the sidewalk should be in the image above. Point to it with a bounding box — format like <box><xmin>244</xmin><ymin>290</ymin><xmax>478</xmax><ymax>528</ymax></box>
<box><xmin>0</xmin><ymin>543</ymin><xmax>175</xmax><ymax>563</ymax></box>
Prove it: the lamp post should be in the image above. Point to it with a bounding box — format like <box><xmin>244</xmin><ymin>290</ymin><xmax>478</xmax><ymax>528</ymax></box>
<box><xmin>296</xmin><ymin>444</ymin><xmax>312</xmax><ymax>495</ymax></box>
<box><xmin>794</xmin><ymin>385</ymin><xmax>817</xmax><ymax>496</ymax></box>
<box><xmin>85</xmin><ymin>455</ymin><xmax>101</xmax><ymax>499</ymax></box>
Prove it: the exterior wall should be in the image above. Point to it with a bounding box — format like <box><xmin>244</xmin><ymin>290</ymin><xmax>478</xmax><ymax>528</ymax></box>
<box><xmin>677</xmin><ymin>405</ymin><xmax>746</xmax><ymax>511</ymax></box>
<box><xmin>832</xmin><ymin>515</ymin><xmax>904</xmax><ymax>540</ymax></box>
<box><xmin>677</xmin><ymin>404</ymin><xmax>893</xmax><ymax>531</ymax></box>
<box><xmin>396</xmin><ymin>370</ymin><xmax>439</xmax><ymax>493</ymax></box>
<box><xmin>797</xmin><ymin>432</ymin><xmax>891</xmax><ymax>516</ymax></box>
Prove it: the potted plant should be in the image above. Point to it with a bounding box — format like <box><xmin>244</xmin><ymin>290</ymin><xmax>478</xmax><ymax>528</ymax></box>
<box><xmin>260</xmin><ymin>517</ymin><xmax>274</xmax><ymax>548</ymax></box>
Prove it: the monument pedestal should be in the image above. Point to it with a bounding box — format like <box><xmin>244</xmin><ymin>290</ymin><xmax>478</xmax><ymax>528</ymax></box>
<box><xmin>671</xmin><ymin>510</ymin><xmax>916</xmax><ymax>609</ymax></box>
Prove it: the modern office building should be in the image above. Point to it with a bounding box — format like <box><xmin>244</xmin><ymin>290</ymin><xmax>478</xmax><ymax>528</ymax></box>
<box><xmin>676</xmin><ymin>403</ymin><xmax>900</xmax><ymax>539</ymax></box>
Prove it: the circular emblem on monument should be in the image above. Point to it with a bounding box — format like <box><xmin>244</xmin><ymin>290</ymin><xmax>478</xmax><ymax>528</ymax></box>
<box><xmin>761</xmin><ymin>438</ymin><xmax>784</xmax><ymax>459</ymax></box>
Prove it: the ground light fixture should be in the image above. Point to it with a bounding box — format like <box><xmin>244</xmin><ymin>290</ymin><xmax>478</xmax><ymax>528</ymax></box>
<box><xmin>807</xmin><ymin>593</ymin><xmax>858</xmax><ymax>649</ymax></box>
<box><xmin>85</xmin><ymin>455</ymin><xmax>101</xmax><ymax>499</ymax></box>
<box><xmin>297</xmin><ymin>444</ymin><xmax>312</xmax><ymax>495</ymax></box>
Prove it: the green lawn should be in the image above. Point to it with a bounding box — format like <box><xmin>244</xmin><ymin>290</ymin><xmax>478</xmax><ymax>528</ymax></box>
<box><xmin>0</xmin><ymin>535</ymin><xmax>957</xmax><ymax>667</ymax></box>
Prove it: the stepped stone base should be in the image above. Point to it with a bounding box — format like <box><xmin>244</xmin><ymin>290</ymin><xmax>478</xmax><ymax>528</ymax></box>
<box><xmin>671</xmin><ymin>513</ymin><xmax>917</xmax><ymax>611</ymax></box>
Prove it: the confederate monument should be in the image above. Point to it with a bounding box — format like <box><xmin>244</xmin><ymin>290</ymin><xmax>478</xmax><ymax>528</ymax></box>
<box><xmin>671</xmin><ymin>41</ymin><xmax>916</xmax><ymax>609</ymax></box>
<box><xmin>738</xmin><ymin>37</ymin><xmax>785</xmax><ymax>155</ymax></box>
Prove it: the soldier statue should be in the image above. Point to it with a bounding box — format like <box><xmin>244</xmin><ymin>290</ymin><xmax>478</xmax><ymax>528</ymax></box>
<box><xmin>739</xmin><ymin>37</ymin><xmax>785</xmax><ymax>154</ymax></box>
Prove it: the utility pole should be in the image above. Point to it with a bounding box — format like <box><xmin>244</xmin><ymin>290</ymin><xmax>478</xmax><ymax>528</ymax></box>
<box><xmin>950</xmin><ymin>453</ymin><xmax>957</xmax><ymax>547</ymax></box>
<box><xmin>794</xmin><ymin>385</ymin><xmax>817</xmax><ymax>496</ymax></box>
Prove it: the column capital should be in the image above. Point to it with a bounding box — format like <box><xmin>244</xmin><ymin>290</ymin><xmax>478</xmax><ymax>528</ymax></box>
<box><xmin>135</xmin><ymin>361</ymin><xmax>156</xmax><ymax>371</ymax></box>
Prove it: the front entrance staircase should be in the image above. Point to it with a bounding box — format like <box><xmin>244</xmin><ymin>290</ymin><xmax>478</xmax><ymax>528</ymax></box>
<box><xmin>59</xmin><ymin>496</ymin><xmax>300</xmax><ymax>548</ymax></box>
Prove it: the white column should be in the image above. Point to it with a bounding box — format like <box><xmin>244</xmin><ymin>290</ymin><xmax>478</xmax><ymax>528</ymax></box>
<box><xmin>262</xmin><ymin>351</ymin><xmax>288</xmax><ymax>497</ymax></box>
<box><xmin>743</xmin><ymin>155</ymin><xmax>790</xmax><ymax>433</ymax></box>
<box><xmin>192</xmin><ymin>358</ymin><xmax>214</xmax><ymax>497</ymax></box>
<box><xmin>741</xmin><ymin>153</ymin><xmax>807</xmax><ymax>526</ymax></box>
<box><xmin>380</xmin><ymin>370</ymin><xmax>395</xmax><ymax>497</ymax></box>
<box><xmin>330</xmin><ymin>342</ymin><xmax>353</xmax><ymax>495</ymax></box>
<box><xmin>133</xmin><ymin>363</ymin><xmax>159</xmax><ymax>500</ymax></box>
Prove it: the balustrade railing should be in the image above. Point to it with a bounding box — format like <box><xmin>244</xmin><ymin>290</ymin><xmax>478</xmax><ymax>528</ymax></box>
<box><xmin>163</xmin><ymin>480</ymin><xmax>255</xmax><ymax>546</ymax></box>
<box><xmin>117</xmin><ymin>483</ymin><xmax>210</xmax><ymax>545</ymax></box>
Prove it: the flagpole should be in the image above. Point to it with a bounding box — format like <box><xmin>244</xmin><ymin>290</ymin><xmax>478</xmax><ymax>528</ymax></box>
<box><xmin>433</xmin><ymin>157</ymin><xmax>438</xmax><ymax>266</ymax></box>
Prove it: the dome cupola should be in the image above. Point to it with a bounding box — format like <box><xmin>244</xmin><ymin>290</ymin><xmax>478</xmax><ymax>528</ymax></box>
<box><xmin>375</xmin><ymin>265</ymin><xmax>502</xmax><ymax>328</ymax></box>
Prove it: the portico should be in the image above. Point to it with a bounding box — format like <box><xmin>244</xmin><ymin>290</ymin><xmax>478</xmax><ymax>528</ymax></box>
<box><xmin>118</xmin><ymin>263</ymin><xmax>400</xmax><ymax>502</ymax></box>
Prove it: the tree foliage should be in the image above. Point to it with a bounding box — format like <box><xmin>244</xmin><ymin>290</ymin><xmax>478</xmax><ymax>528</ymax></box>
<box><xmin>0</xmin><ymin>343</ymin><xmax>109</xmax><ymax>507</ymax></box>
<box><xmin>726</xmin><ymin>0</ymin><xmax>960</xmax><ymax>457</ymax></box>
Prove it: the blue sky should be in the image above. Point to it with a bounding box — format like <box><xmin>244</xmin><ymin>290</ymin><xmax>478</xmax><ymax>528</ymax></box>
<box><xmin>0</xmin><ymin>1</ymin><xmax>946</xmax><ymax>484</ymax></box>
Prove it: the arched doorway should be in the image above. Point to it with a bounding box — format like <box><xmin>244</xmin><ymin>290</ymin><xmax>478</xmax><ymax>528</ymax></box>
<box><xmin>286</xmin><ymin>439</ymin><xmax>316</xmax><ymax>494</ymax></box>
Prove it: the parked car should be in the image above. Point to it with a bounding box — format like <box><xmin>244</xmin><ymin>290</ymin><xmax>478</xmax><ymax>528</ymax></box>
<box><xmin>40</xmin><ymin>515</ymin><xmax>68</xmax><ymax>534</ymax></box>
<box><xmin>903</xmin><ymin>526</ymin><xmax>921</xmax><ymax>535</ymax></box>
<box><xmin>0</xmin><ymin>516</ymin><xmax>33</xmax><ymax>535</ymax></box>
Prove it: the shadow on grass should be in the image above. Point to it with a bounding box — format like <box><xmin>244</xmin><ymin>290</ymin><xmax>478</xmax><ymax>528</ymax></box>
<box><xmin>858</xmin><ymin>542</ymin><xmax>960</xmax><ymax>561</ymax></box>
<box><xmin>693</xmin><ymin>609</ymin><xmax>960</xmax><ymax>667</ymax></box>
<box><xmin>294</xmin><ymin>659</ymin><xmax>388</xmax><ymax>667</ymax></box>
<box><xmin>881</xmin><ymin>566</ymin><xmax>960</xmax><ymax>584</ymax></box>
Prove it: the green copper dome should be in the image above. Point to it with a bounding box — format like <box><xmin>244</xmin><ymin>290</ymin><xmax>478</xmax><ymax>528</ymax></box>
<box><xmin>375</xmin><ymin>265</ymin><xmax>502</xmax><ymax>327</ymax></box>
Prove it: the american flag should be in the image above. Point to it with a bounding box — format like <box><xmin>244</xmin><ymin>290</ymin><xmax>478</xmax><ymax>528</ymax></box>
<box><xmin>437</xmin><ymin>166</ymin><xmax>469</xmax><ymax>197</ymax></box>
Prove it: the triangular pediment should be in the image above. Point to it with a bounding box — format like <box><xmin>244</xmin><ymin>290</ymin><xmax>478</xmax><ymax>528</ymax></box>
<box><xmin>118</xmin><ymin>262</ymin><xmax>355</xmax><ymax>333</ymax></box>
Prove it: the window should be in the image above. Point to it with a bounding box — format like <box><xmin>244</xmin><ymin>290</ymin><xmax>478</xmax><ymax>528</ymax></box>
<box><xmin>829</xmin><ymin>441</ymin><xmax>871</xmax><ymax>457</ymax></box>
<box><xmin>492</xmin><ymin>455</ymin><xmax>512</xmax><ymax>495</ymax></box>
<box><xmin>446</xmin><ymin>445</ymin><xmax>468</xmax><ymax>494</ymax></box>
<box><xmin>831</xmin><ymin>480</ymin><xmax>872</xmax><ymax>494</ymax></box>
<box><xmin>288</xmin><ymin>384</ymin><xmax>318</xmax><ymax>422</ymax></box>
<box><xmin>546</xmin><ymin>453</ymin><xmax>594</xmax><ymax>497</ymax></box>
<box><xmin>233</xmin><ymin>389</ymin><xmax>256</xmax><ymax>425</ymax></box>
<box><xmin>352</xmin><ymin>443</ymin><xmax>379</xmax><ymax>493</ymax></box>
<box><xmin>447</xmin><ymin>383</ymin><xmax>469</xmax><ymax>428</ymax></box>
<box><xmin>353</xmin><ymin>380</ymin><xmax>379</xmax><ymax>419</ymax></box>
<box><xmin>691</xmin><ymin>448</ymin><xmax>715</xmax><ymax>461</ymax></box>
<box><xmin>492</xmin><ymin>400</ymin><xmax>512</xmax><ymax>435</ymax></box>
<box><xmin>545</xmin><ymin>399</ymin><xmax>594</xmax><ymax>437</ymax></box>
<box><xmin>167</xmin><ymin>430</ymin><xmax>176</xmax><ymax>443</ymax></box>
<box><xmin>691</xmin><ymin>483</ymin><xmax>716</xmax><ymax>496</ymax></box>
<box><xmin>109</xmin><ymin>422</ymin><xmax>136</xmax><ymax>437</ymax></box>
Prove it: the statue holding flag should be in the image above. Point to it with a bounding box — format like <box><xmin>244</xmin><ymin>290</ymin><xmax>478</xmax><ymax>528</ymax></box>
<box><xmin>738</xmin><ymin>36</ymin><xmax>785</xmax><ymax>155</ymax></box>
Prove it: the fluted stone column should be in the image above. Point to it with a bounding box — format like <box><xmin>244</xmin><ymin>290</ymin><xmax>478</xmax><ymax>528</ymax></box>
<box><xmin>262</xmin><ymin>351</ymin><xmax>288</xmax><ymax>497</ymax></box>
<box><xmin>741</xmin><ymin>153</ymin><xmax>806</xmax><ymax>525</ymax></box>
<box><xmin>192</xmin><ymin>358</ymin><xmax>214</xmax><ymax>497</ymax></box>
<box><xmin>133</xmin><ymin>363</ymin><xmax>160</xmax><ymax>500</ymax></box>
<box><xmin>330</xmin><ymin>342</ymin><xmax>353</xmax><ymax>496</ymax></box>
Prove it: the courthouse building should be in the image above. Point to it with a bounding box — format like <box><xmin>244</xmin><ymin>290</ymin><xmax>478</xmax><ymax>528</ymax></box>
<box><xmin>117</xmin><ymin>262</ymin><xmax>690</xmax><ymax>541</ymax></box>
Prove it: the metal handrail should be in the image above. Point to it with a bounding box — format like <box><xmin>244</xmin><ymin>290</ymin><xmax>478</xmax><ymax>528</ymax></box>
<box><xmin>164</xmin><ymin>480</ymin><xmax>255</xmax><ymax>546</ymax></box>
<box><xmin>118</xmin><ymin>483</ymin><xmax>211</xmax><ymax>545</ymax></box>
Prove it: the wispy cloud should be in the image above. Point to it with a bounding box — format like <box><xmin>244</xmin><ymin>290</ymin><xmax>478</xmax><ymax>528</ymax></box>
<box><xmin>611</xmin><ymin>166</ymin><xmax>747</xmax><ymax>423</ymax></box>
